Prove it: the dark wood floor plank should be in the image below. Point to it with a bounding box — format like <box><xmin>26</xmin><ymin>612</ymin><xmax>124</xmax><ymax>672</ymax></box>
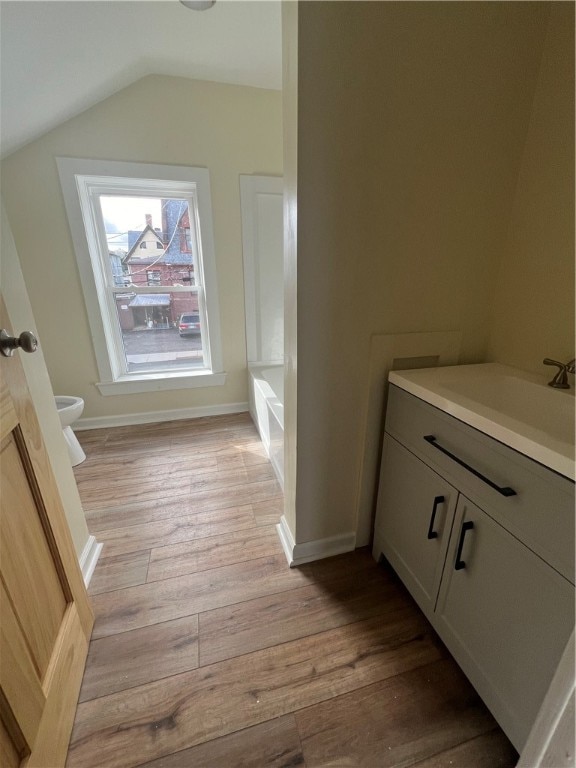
<box><xmin>295</xmin><ymin>659</ymin><xmax>506</xmax><ymax>768</ymax></box>
<box><xmin>90</xmin><ymin>553</ymin><xmax>313</xmax><ymax>639</ymax></box>
<box><xmin>85</xmin><ymin>478</ymin><xmax>282</xmax><ymax>532</ymax></box>
<box><xmin>79</xmin><ymin>616</ymin><xmax>199</xmax><ymax>703</ymax></box>
<box><xmin>199</xmin><ymin>558</ymin><xmax>415</xmax><ymax>666</ymax></box>
<box><xmin>411</xmin><ymin>728</ymin><xmax>518</xmax><ymax>768</ymax></box>
<box><xmin>97</xmin><ymin>504</ymin><xmax>258</xmax><ymax>557</ymax></box>
<box><xmin>67</xmin><ymin>612</ymin><xmax>441</xmax><ymax>768</ymax></box>
<box><xmin>147</xmin><ymin>525</ymin><xmax>282</xmax><ymax>582</ymax></box>
<box><xmin>88</xmin><ymin>550</ymin><xmax>151</xmax><ymax>596</ymax></box>
<box><xmin>137</xmin><ymin>715</ymin><xmax>305</xmax><ymax>768</ymax></box>
<box><xmin>68</xmin><ymin>415</ymin><xmax>514</xmax><ymax>768</ymax></box>
<box><xmin>302</xmin><ymin>547</ymin><xmax>399</xmax><ymax>583</ymax></box>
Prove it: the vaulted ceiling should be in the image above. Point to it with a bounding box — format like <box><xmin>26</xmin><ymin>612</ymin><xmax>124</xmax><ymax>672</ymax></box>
<box><xmin>0</xmin><ymin>0</ymin><xmax>282</xmax><ymax>158</ymax></box>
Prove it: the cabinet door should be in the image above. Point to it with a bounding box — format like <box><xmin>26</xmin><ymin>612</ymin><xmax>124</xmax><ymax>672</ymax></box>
<box><xmin>372</xmin><ymin>434</ymin><xmax>458</xmax><ymax>620</ymax></box>
<box><xmin>436</xmin><ymin>495</ymin><xmax>574</xmax><ymax>752</ymax></box>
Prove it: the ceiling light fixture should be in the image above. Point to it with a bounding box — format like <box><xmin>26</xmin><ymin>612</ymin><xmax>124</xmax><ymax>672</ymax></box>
<box><xmin>180</xmin><ymin>0</ymin><xmax>216</xmax><ymax>10</ymax></box>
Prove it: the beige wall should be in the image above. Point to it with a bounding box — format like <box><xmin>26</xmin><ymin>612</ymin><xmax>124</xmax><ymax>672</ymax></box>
<box><xmin>1</xmin><ymin>75</ymin><xmax>283</xmax><ymax>420</ymax></box>
<box><xmin>487</xmin><ymin>4</ymin><xmax>575</xmax><ymax>374</ymax></box>
<box><xmin>0</xmin><ymin>203</ymin><xmax>90</xmax><ymax>557</ymax></box>
<box><xmin>291</xmin><ymin>1</ymin><xmax>554</xmax><ymax>545</ymax></box>
<box><xmin>282</xmin><ymin>0</ymin><xmax>298</xmax><ymax>537</ymax></box>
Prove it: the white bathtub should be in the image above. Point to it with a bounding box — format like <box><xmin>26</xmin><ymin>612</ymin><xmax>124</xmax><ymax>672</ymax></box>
<box><xmin>249</xmin><ymin>364</ymin><xmax>284</xmax><ymax>488</ymax></box>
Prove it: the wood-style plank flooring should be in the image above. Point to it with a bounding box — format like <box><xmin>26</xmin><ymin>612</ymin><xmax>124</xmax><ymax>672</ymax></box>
<box><xmin>67</xmin><ymin>412</ymin><xmax>518</xmax><ymax>768</ymax></box>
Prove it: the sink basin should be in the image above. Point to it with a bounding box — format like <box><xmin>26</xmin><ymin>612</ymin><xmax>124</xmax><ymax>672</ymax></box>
<box><xmin>389</xmin><ymin>363</ymin><xmax>575</xmax><ymax>480</ymax></box>
<box><xmin>441</xmin><ymin>369</ymin><xmax>574</xmax><ymax>445</ymax></box>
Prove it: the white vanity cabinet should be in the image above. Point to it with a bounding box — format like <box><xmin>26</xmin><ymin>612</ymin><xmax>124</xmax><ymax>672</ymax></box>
<box><xmin>372</xmin><ymin>435</ymin><xmax>458</xmax><ymax>621</ymax></box>
<box><xmin>436</xmin><ymin>495</ymin><xmax>574</xmax><ymax>750</ymax></box>
<box><xmin>373</xmin><ymin>384</ymin><xmax>575</xmax><ymax>752</ymax></box>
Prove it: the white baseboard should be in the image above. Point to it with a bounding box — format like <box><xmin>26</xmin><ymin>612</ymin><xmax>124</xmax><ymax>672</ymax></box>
<box><xmin>75</xmin><ymin>402</ymin><xmax>249</xmax><ymax>431</ymax></box>
<box><xmin>276</xmin><ymin>515</ymin><xmax>356</xmax><ymax>567</ymax></box>
<box><xmin>276</xmin><ymin>515</ymin><xmax>297</xmax><ymax>566</ymax></box>
<box><xmin>79</xmin><ymin>535</ymin><xmax>103</xmax><ymax>587</ymax></box>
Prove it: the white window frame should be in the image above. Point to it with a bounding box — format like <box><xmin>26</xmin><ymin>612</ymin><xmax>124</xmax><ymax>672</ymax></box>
<box><xmin>57</xmin><ymin>158</ymin><xmax>224</xmax><ymax>395</ymax></box>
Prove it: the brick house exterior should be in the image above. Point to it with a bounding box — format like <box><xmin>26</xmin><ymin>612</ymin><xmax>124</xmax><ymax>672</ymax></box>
<box><xmin>113</xmin><ymin>201</ymin><xmax>199</xmax><ymax>330</ymax></box>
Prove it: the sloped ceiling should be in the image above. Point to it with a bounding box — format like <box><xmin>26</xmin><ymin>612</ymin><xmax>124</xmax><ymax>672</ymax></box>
<box><xmin>0</xmin><ymin>0</ymin><xmax>282</xmax><ymax>158</ymax></box>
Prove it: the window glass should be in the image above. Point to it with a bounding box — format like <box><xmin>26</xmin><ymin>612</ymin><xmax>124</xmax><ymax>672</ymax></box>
<box><xmin>146</xmin><ymin>270</ymin><xmax>161</xmax><ymax>285</ymax></box>
<box><xmin>99</xmin><ymin>196</ymin><xmax>198</xmax><ymax>289</ymax></box>
<box><xmin>97</xmin><ymin>194</ymin><xmax>203</xmax><ymax>375</ymax></box>
<box><xmin>114</xmin><ymin>291</ymin><xmax>204</xmax><ymax>372</ymax></box>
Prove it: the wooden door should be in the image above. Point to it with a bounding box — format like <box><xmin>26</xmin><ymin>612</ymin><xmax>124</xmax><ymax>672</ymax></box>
<box><xmin>0</xmin><ymin>296</ymin><xmax>94</xmax><ymax>767</ymax></box>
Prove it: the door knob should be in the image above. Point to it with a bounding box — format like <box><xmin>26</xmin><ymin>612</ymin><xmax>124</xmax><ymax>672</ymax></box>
<box><xmin>0</xmin><ymin>329</ymin><xmax>38</xmax><ymax>357</ymax></box>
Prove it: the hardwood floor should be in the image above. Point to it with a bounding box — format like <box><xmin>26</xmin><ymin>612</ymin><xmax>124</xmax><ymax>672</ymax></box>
<box><xmin>67</xmin><ymin>412</ymin><xmax>517</xmax><ymax>768</ymax></box>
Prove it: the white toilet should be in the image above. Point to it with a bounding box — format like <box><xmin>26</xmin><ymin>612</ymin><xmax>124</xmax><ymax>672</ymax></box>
<box><xmin>55</xmin><ymin>396</ymin><xmax>86</xmax><ymax>466</ymax></box>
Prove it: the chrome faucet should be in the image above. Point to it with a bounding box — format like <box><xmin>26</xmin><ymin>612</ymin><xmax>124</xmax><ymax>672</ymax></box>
<box><xmin>543</xmin><ymin>358</ymin><xmax>576</xmax><ymax>389</ymax></box>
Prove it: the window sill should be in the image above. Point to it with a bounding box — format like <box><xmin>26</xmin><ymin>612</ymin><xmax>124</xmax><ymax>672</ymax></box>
<box><xmin>95</xmin><ymin>370</ymin><xmax>226</xmax><ymax>396</ymax></box>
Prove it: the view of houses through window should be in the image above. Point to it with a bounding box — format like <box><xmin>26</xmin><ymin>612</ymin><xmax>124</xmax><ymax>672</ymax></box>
<box><xmin>100</xmin><ymin>196</ymin><xmax>204</xmax><ymax>373</ymax></box>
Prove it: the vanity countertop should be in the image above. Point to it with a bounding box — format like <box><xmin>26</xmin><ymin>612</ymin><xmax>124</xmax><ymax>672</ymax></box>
<box><xmin>389</xmin><ymin>363</ymin><xmax>575</xmax><ymax>481</ymax></box>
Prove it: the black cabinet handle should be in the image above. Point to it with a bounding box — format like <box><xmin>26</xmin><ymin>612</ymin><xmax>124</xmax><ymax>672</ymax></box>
<box><xmin>454</xmin><ymin>520</ymin><xmax>474</xmax><ymax>570</ymax></box>
<box><xmin>427</xmin><ymin>495</ymin><xmax>444</xmax><ymax>539</ymax></box>
<box><xmin>423</xmin><ymin>435</ymin><xmax>516</xmax><ymax>497</ymax></box>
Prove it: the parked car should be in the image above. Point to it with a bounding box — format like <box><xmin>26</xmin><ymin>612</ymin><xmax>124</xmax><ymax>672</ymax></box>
<box><xmin>178</xmin><ymin>313</ymin><xmax>201</xmax><ymax>337</ymax></box>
